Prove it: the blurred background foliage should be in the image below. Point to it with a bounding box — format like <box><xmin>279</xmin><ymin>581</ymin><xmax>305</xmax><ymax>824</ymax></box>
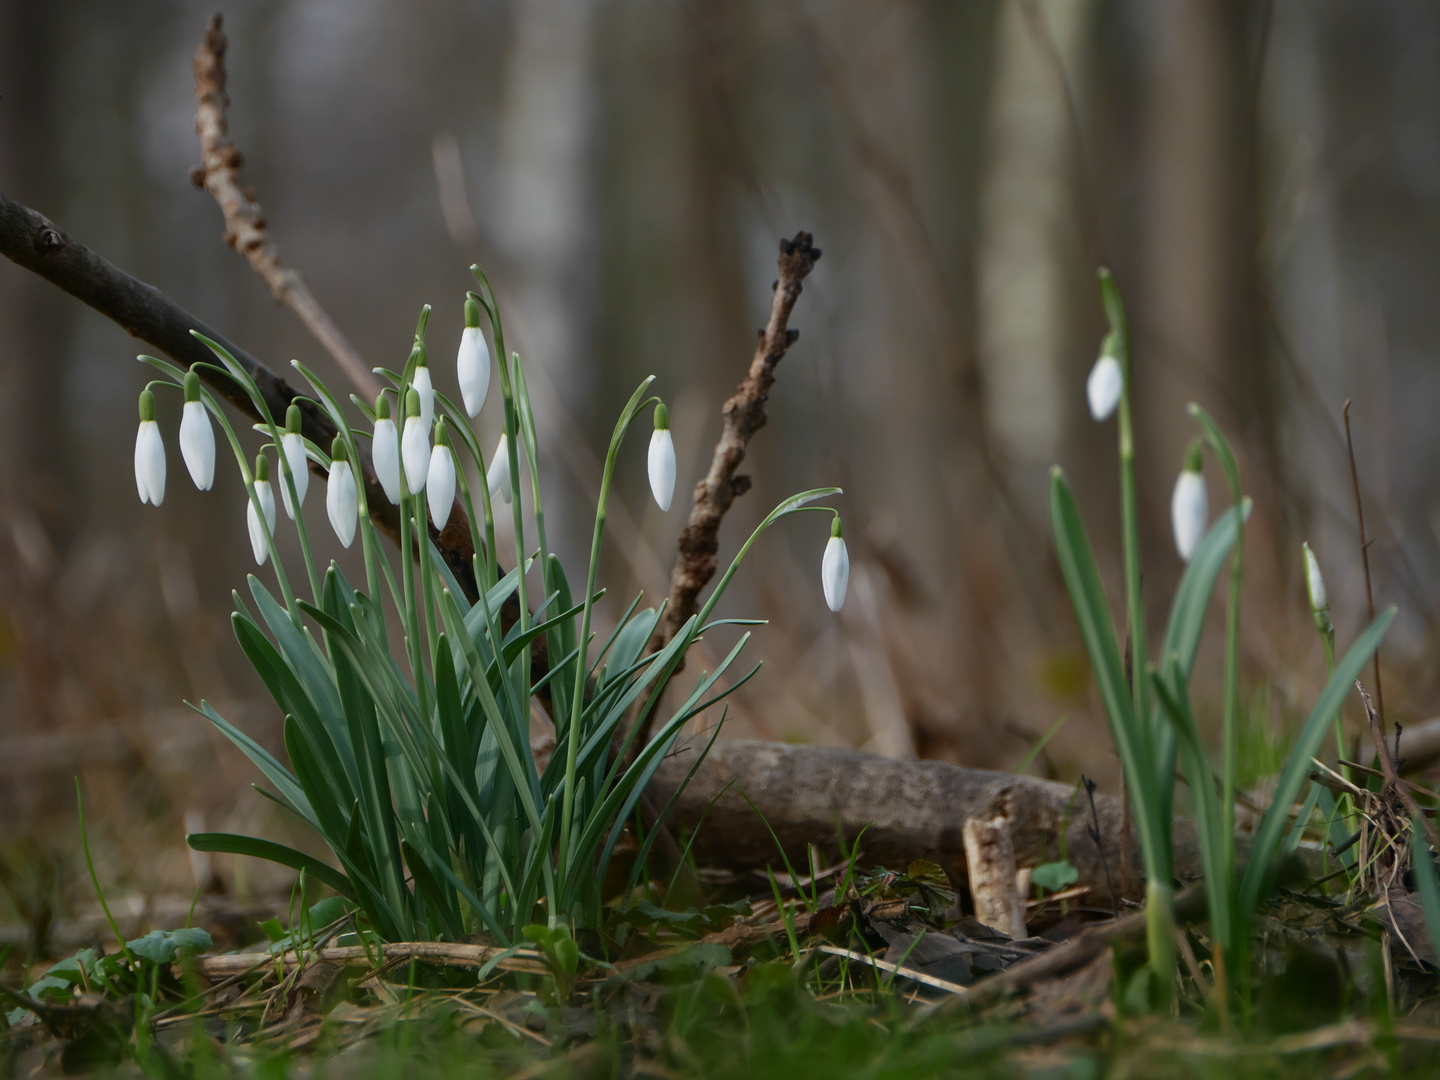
<box><xmin>2</xmin><ymin>0</ymin><xmax>1439</xmax><ymax>940</ymax></box>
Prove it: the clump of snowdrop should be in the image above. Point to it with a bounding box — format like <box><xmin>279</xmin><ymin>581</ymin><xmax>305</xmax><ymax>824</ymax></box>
<box><xmin>247</xmin><ymin>453</ymin><xmax>276</xmax><ymax>565</ymax></box>
<box><xmin>457</xmin><ymin>296</ymin><xmax>491</xmax><ymax>418</ymax></box>
<box><xmin>821</xmin><ymin>516</ymin><xmax>849</xmax><ymax>612</ymax></box>
<box><xmin>327</xmin><ymin>437</ymin><xmax>358</xmax><ymax>548</ymax></box>
<box><xmin>372</xmin><ymin>393</ymin><xmax>401</xmax><ymax>505</ymax></box>
<box><xmin>427</xmin><ymin>420</ymin><xmax>457</xmax><ymax>530</ymax></box>
<box><xmin>279</xmin><ymin>403</ymin><xmax>310</xmax><ymax>519</ymax></box>
<box><xmin>1170</xmin><ymin>439</ymin><xmax>1208</xmax><ymax>563</ymax></box>
<box><xmin>648</xmin><ymin>402</ymin><xmax>675</xmax><ymax>511</ymax></box>
<box><xmin>1086</xmin><ymin>335</ymin><xmax>1123</xmax><ymax>422</ymax></box>
<box><xmin>179</xmin><ymin>370</ymin><xmax>215</xmax><ymax>490</ymax></box>
<box><xmin>134</xmin><ymin>388</ymin><xmax>166</xmax><ymax>506</ymax></box>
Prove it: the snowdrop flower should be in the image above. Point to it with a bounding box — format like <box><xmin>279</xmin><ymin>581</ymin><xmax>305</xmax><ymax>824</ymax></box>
<box><xmin>279</xmin><ymin>403</ymin><xmax>310</xmax><ymax>519</ymax></box>
<box><xmin>327</xmin><ymin>437</ymin><xmax>358</xmax><ymax>548</ymax></box>
<box><xmin>487</xmin><ymin>435</ymin><xmax>512</xmax><ymax>505</ymax></box>
<box><xmin>822</xmin><ymin>516</ymin><xmax>849</xmax><ymax>613</ymax></box>
<box><xmin>457</xmin><ymin>296</ymin><xmax>491</xmax><ymax>418</ymax></box>
<box><xmin>1170</xmin><ymin>441</ymin><xmax>1208</xmax><ymax>563</ymax></box>
<box><xmin>372</xmin><ymin>394</ymin><xmax>401</xmax><ymax>505</ymax></box>
<box><xmin>134</xmin><ymin>388</ymin><xmax>166</xmax><ymax>506</ymax></box>
<box><xmin>1303</xmin><ymin>541</ymin><xmax>1328</xmax><ymax>614</ymax></box>
<box><xmin>178</xmin><ymin>371</ymin><xmax>215</xmax><ymax>490</ymax></box>
<box><xmin>1087</xmin><ymin>337</ymin><xmax>1123</xmax><ymax>421</ymax></box>
<box><xmin>411</xmin><ymin>353</ymin><xmax>434</xmax><ymax>434</ymax></box>
<box><xmin>427</xmin><ymin>420</ymin><xmax>457</xmax><ymax>530</ymax></box>
<box><xmin>401</xmin><ymin>388</ymin><xmax>430</xmax><ymax>495</ymax></box>
<box><xmin>247</xmin><ymin>454</ymin><xmax>277</xmax><ymax>566</ymax></box>
<box><xmin>648</xmin><ymin>402</ymin><xmax>675</xmax><ymax>511</ymax></box>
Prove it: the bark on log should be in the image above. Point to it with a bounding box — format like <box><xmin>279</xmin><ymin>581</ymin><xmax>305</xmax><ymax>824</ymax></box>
<box><xmin>963</xmin><ymin>816</ymin><xmax>1028</xmax><ymax>939</ymax></box>
<box><xmin>650</xmin><ymin>738</ymin><xmax>1225</xmax><ymax>901</ymax></box>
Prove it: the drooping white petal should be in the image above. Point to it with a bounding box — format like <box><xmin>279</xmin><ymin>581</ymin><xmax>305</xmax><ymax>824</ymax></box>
<box><xmin>179</xmin><ymin>401</ymin><xmax>215</xmax><ymax>490</ymax></box>
<box><xmin>327</xmin><ymin>460</ymin><xmax>358</xmax><ymax>548</ymax></box>
<box><xmin>134</xmin><ymin>421</ymin><xmax>166</xmax><ymax>506</ymax></box>
<box><xmin>427</xmin><ymin>445</ymin><xmax>456</xmax><ymax>530</ymax></box>
<box><xmin>247</xmin><ymin>479</ymin><xmax>276</xmax><ymax>565</ymax></box>
<box><xmin>487</xmin><ymin>436</ymin><xmax>512</xmax><ymax>505</ymax></box>
<box><xmin>1087</xmin><ymin>355</ymin><xmax>1123</xmax><ymax>421</ymax></box>
<box><xmin>1170</xmin><ymin>470</ymin><xmax>1209</xmax><ymax>563</ymax></box>
<box><xmin>822</xmin><ymin>536</ymin><xmax>849</xmax><ymax>612</ymax></box>
<box><xmin>279</xmin><ymin>432</ymin><xmax>310</xmax><ymax>519</ymax></box>
<box><xmin>412</xmin><ymin>366</ymin><xmax>434</xmax><ymax>433</ymax></box>
<box><xmin>1304</xmin><ymin>543</ymin><xmax>1328</xmax><ymax>612</ymax></box>
<box><xmin>373</xmin><ymin>418</ymin><xmax>401</xmax><ymax>505</ymax></box>
<box><xmin>402</xmin><ymin>417</ymin><xmax>430</xmax><ymax>494</ymax></box>
<box><xmin>647</xmin><ymin>428</ymin><xmax>675</xmax><ymax>512</ymax></box>
<box><xmin>457</xmin><ymin>326</ymin><xmax>491</xmax><ymax>418</ymax></box>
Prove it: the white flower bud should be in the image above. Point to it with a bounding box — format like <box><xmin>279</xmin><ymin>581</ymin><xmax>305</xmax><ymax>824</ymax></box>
<box><xmin>1087</xmin><ymin>354</ymin><xmax>1123</xmax><ymax>421</ymax></box>
<box><xmin>1171</xmin><ymin>450</ymin><xmax>1208</xmax><ymax>563</ymax></box>
<box><xmin>373</xmin><ymin>402</ymin><xmax>401</xmax><ymax>506</ymax></box>
<box><xmin>487</xmin><ymin>436</ymin><xmax>512</xmax><ymax>505</ymax></box>
<box><xmin>327</xmin><ymin>441</ymin><xmax>357</xmax><ymax>548</ymax></box>
<box><xmin>822</xmin><ymin>518</ymin><xmax>849</xmax><ymax>612</ymax></box>
<box><xmin>412</xmin><ymin>362</ymin><xmax>434</xmax><ymax>434</ymax></box>
<box><xmin>648</xmin><ymin>403</ymin><xmax>675</xmax><ymax>512</ymax></box>
<box><xmin>458</xmin><ymin>299</ymin><xmax>491</xmax><ymax>418</ymax></box>
<box><xmin>179</xmin><ymin>373</ymin><xmax>215</xmax><ymax>491</ymax></box>
<box><xmin>134</xmin><ymin>390</ymin><xmax>166</xmax><ymax>506</ymax></box>
<box><xmin>247</xmin><ymin>456</ymin><xmax>277</xmax><ymax>566</ymax></box>
<box><xmin>427</xmin><ymin>444</ymin><xmax>456</xmax><ymax>530</ymax></box>
<box><xmin>1303</xmin><ymin>542</ymin><xmax>1328</xmax><ymax>614</ymax></box>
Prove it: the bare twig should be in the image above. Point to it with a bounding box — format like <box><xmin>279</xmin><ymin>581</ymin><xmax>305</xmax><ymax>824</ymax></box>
<box><xmin>0</xmin><ymin>192</ymin><xmax>482</xmax><ymax>604</ymax></box>
<box><xmin>190</xmin><ymin>14</ymin><xmax>379</xmax><ymax>401</ymax></box>
<box><xmin>649</xmin><ymin>231</ymin><xmax>822</xmax><ymax>654</ymax></box>
<box><xmin>1082</xmin><ymin>775</ymin><xmax>1119</xmax><ymax>917</ymax></box>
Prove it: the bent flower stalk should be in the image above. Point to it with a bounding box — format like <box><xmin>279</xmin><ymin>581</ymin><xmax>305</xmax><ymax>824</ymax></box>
<box><xmin>134</xmin><ymin>388</ymin><xmax>166</xmax><ymax>506</ymax></box>
<box><xmin>647</xmin><ymin>402</ymin><xmax>675</xmax><ymax>511</ymax></box>
<box><xmin>178</xmin><ymin>370</ymin><xmax>215</xmax><ymax>490</ymax></box>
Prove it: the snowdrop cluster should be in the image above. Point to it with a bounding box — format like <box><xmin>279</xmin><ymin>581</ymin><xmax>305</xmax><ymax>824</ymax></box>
<box><xmin>132</xmin><ymin>292</ymin><xmax>849</xmax><ymax>613</ymax></box>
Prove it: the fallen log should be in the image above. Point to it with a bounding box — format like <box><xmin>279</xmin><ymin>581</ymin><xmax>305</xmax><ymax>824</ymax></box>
<box><xmin>650</xmin><ymin>738</ymin><xmax>1230</xmax><ymax>901</ymax></box>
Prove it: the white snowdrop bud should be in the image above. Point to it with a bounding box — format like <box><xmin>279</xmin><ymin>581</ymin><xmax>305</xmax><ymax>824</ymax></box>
<box><xmin>178</xmin><ymin>371</ymin><xmax>215</xmax><ymax>491</ymax></box>
<box><xmin>401</xmin><ymin>389</ymin><xmax>429</xmax><ymax>494</ymax></box>
<box><xmin>487</xmin><ymin>435</ymin><xmax>512</xmax><ymax>505</ymax></box>
<box><xmin>412</xmin><ymin>357</ymin><xmax>434</xmax><ymax>434</ymax></box>
<box><xmin>427</xmin><ymin>421</ymin><xmax>457</xmax><ymax>530</ymax></box>
<box><xmin>279</xmin><ymin>403</ymin><xmax>309</xmax><ymax>519</ymax></box>
<box><xmin>372</xmin><ymin>394</ymin><xmax>401</xmax><ymax>505</ymax></box>
<box><xmin>648</xmin><ymin>402</ymin><xmax>675</xmax><ymax>511</ymax></box>
<box><xmin>457</xmin><ymin>297</ymin><xmax>491</xmax><ymax>418</ymax></box>
<box><xmin>326</xmin><ymin>438</ymin><xmax>358</xmax><ymax>548</ymax></box>
<box><xmin>1087</xmin><ymin>339</ymin><xmax>1123</xmax><ymax>422</ymax></box>
<box><xmin>1171</xmin><ymin>441</ymin><xmax>1208</xmax><ymax>563</ymax></box>
<box><xmin>247</xmin><ymin>454</ymin><xmax>277</xmax><ymax>566</ymax></box>
<box><xmin>134</xmin><ymin>388</ymin><xmax>166</xmax><ymax>506</ymax></box>
<box><xmin>822</xmin><ymin>516</ymin><xmax>849</xmax><ymax>612</ymax></box>
<box><xmin>1302</xmin><ymin>541</ymin><xmax>1328</xmax><ymax>615</ymax></box>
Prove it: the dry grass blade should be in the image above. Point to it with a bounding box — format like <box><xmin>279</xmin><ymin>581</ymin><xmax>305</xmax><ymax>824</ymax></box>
<box><xmin>812</xmin><ymin>944</ymin><xmax>969</xmax><ymax>996</ymax></box>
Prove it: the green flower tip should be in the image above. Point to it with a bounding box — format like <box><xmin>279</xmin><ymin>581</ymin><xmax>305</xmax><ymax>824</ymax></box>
<box><xmin>413</xmin><ymin>343</ymin><xmax>429</xmax><ymax>369</ymax></box>
<box><xmin>1182</xmin><ymin>438</ymin><xmax>1204</xmax><ymax>474</ymax></box>
<box><xmin>138</xmin><ymin>389</ymin><xmax>156</xmax><ymax>422</ymax></box>
<box><xmin>1099</xmin><ymin>331</ymin><xmax>1118</xmax><ymax>361</ymax></box>
<box><xmin>405</xmin><ymin>388</ymin><xmax>421</xmax><ymax>418</ymax></box>
<box><xmin>464</xmin><ymin>296</ymin><xmax>481</xmax><ymax>329</ymax></box>
<box><xmin>286</xmin><ymin>403</ymin><xmax>302</xmax><ymax>434</ymax></box>
<box><xmin>435</xmin><ymin>418</ymin><xmax>450</xmax><ymax>446</ymax></box>
<box><xmin>254</xmin><ymin>454</ymin><xmax>269</xmax><ymax>481</ymax></box>
<box><xmin>330</xmin><ymin>437</ymin><xmax>348</xmax><ymax>463</ymax></box>
<box><xmin>653</xmin><ymin>401</ymin><xmax>669</xmax><ymax>431</ymax></box>
<box><xmin>375</xmin><ymin>393</ymin><xmax>391</xmax><ymax>420</ymax></box>
<box><xmin>831</xmin><ymin>515</ymin><xmax>843</xmax><ymax>539</ymax></box>
<box><xmin>183</xmin><ymin>371</ymin><xmax>201</xmax><ymax>403</ymax></box>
